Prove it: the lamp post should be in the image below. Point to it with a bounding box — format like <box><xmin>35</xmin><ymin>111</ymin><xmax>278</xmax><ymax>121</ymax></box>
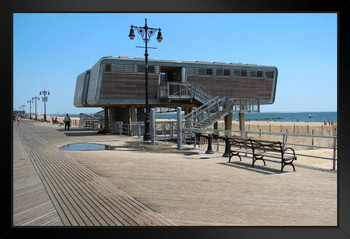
<box><xmin>32</xmin><ymin>96</ymin><xmax>40</xmax><ymax>120</ymax></box>
<box><xmin>27</xmin><ymin>99</ymin><xmax>33</xmax><ymax>119</ymax></box>
<box><xmin>129</xmin><ymin>18</ymin><xmax>163</xmax><ymax>141</ymax></box>
<box><xmin>39</xmin><ymin>89</ymin><xmax>50</xmax><ymax>122</ymax></box>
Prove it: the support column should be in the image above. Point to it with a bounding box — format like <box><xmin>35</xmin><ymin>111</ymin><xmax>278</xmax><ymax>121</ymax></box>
<box><xmin>224</xmin><ymin>113</ymin><xmax>232</xmax><ymax>137</ymax></box>
<box><xmin>104</xmin><ymin>107</ymin><xmax>109</xmax><ymax>130</ymax></box>
<box><xmin>184</xmin><ymin>107</ymin><xmax>190</xmax><ymax>116</ymax></box>
<box><xmin>109</xmin><ymin>107</ymin><xmax>115</xmax><ymax>133</ymax></box>
<box><xmin>239</xmin><ymin>112</ymin><xmax>246</xmax><ymax>138</ymax></box>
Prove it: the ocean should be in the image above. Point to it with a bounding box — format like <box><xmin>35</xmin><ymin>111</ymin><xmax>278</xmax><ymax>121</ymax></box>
<box><xmin>155</xmin><ymin>111</ymin><xmax>337</xmax><ymax>122</ymax></box>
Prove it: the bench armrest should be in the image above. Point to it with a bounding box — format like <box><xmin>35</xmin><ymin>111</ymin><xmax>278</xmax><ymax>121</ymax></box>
<box><xmin>284</xmin><ymin>147</ymin><xmax>296</xmax><ymax>156</ymax></box>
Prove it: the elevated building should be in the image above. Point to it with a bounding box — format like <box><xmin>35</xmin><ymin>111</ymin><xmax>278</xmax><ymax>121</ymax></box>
<box><xmin>74</xmin><ymin>56</ymin><xmax>278</xmax><ymax>132</ymax></box>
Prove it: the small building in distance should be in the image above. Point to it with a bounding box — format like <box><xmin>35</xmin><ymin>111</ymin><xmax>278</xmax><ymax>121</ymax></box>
<box><xmin>74</xmin><ymin>56</ymin><xmax>278</xmax><ymax>132</ymax></box>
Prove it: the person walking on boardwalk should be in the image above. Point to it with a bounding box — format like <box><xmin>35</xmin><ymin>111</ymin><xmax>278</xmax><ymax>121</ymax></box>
<box><xmin>64</xmin><ymin>114</ymin><xmax>71</xmax><ymax>130</ymax></box>
<box><xmin>16</xmin><ymin>115</ymin><xmax>21</xmax><ymax>126</ymax></box>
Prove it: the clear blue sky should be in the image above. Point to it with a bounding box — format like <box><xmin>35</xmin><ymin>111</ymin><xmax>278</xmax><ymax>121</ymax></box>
<box><xmin>13</xmin><ymin>13</ymin><xmax>337</xmax><ymax>115</ymax></box>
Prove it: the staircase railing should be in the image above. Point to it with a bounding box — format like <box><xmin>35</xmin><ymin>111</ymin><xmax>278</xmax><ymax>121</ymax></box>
<box><xmin>167</xmin><ymin>82</ymin><xmax>217</xmax><ymax>104</ymax></box>
<box><xmin>184</xmin><ymin>96</ymin><xmax>231</xmax><ymax>129</ymax></box>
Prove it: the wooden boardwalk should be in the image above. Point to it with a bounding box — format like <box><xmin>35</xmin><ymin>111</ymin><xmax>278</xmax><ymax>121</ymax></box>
<box><xmin>13</xmin><ymin>122</ymin><xmax>175</xmax><ymax>226</ymax></box>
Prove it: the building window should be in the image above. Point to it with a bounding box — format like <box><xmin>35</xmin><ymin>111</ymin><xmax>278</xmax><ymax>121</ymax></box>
<box><xmin>250</xmin><ymin>70</ymin><xmax>257</xmax><ymax>77</ymax></box>
<box><xmin>198</xmin><ymin>68</ymin><xmax>206</xmax><ymax>75</ymax></box>
<box><xmin>233</xmin><ymin>70</ymin><xmax>240</xmax><ymax>77</ymax></box>
<box><xmin>224</xmin><ymin>69</ymin><xmax>231</xmax><ymax>76</ymax></box>
<box><xmin>216</xmin><ymin>68</ymin><xmax>223</xmax><ymax>76</ymax></box>
<box><xmin>266</xmin><ymin>71</ymin><xmax>274</xmax><ymax>78</ymax></box>
<box><xmin>105</xmin><ymin>64</ymin><xmax>111</xmax><ymax>72</ymax></box>
<box><xmin>138</xmin><ymin>65</ymin><xmax>155</xmax><ymax>73</ymax></box>
<box><xmin>241</xmin><ymin>70</ymin><xmax>247</xmax><ymax>77</ymax></box>
<box><xmin>187</xmin><ymin>67</ymin><xmax>195</xmax><ymax>75</ymax></box>
<box><xmin>206</xmin><ymin>68</ymin><xmax>213</xmax><ymax>75</ymax></box>
<box><xmin>257</xmin><ymin>71</ymin><xmax>263</xmax><ymax>77</ymax></box>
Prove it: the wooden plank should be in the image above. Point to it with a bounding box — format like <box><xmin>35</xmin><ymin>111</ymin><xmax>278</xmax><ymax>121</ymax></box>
<box><xmin>13</xmin><ymin>129</ymin><xmax>63</xmax><ymax>226</ymax></box>
<box><xmin>15</xmin><ymin>122</ymin><xmax>174</xmax><ymax>226</ymax></box>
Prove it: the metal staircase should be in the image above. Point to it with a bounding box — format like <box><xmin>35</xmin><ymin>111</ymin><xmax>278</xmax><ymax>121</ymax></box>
<box><xmin>184</xmin><ymin>96</ymin><xmax>231</xmax><ymax>129</ymax></box>
<box><xmin>167</xmin><ymin>82</ymin><xmax>232</xmax><ymax>129</ymax></box>
<box><xmin>166</xmin><ymin>82</ymin><xmax>260</xmax><ymax>130</ymax></box>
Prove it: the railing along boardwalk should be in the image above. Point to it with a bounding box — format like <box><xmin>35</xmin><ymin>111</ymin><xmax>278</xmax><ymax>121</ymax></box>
<box><xmin>13</xmin><ymin>121</ymin><xmax>175</xmax><ymax>226</ymax></box>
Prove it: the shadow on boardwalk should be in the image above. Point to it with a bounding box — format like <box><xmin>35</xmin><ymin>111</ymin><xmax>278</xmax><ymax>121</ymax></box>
<box><xmin>218</xmin><ymin>161</ymin><xmax>282</xmax><ymax>175</ymax></box>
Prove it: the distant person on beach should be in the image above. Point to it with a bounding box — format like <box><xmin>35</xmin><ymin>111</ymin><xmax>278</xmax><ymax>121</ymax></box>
<box><xmin>64</xmin><ymin>114</ymin><xmax>71</xmax><ymax>130</ymax></box>
<box><xmin>16</xmin><ymin>115</ymin><xmax>21</xmax><ymax>126</ymax></box>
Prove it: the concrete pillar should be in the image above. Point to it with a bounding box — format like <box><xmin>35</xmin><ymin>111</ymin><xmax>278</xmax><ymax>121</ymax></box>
<box><xmin>109</xmin><ymin>107</ymin><xmax>115</xmax><ymax>133</ymax></box>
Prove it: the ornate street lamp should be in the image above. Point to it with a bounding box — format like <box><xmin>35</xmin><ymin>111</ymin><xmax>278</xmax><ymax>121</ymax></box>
<box><xmin>27</xmin><ymin>99</ymin><xmax>33</xmax><ymax>119</ymax></box>
<box><xmin>39</xmin><ymin>89</ymin><xmax>50</xmax><ymax>122</ymax></box>
<box><xmin>129</xmin><ymin>18</ymin><xmax>163</xmax><ymax>141</ymax></box>
<box><xmin>32</xmin><ymin>96</ymin><xmax>40</xmax><ymax>120</ymax></box>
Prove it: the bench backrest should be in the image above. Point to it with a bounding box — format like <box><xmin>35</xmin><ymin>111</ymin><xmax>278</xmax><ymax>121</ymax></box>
<box><xmin>251</xmin><ymin>139</ymin><xmax>283</xmax><ymax>153</ymax></box>
<box><xmin>228</xmin><ymin>138</ymin><xmax>253</xmax><ymax>150</ymax></box>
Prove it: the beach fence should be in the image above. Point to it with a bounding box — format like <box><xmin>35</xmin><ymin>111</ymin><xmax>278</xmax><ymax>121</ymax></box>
<box><xmin>216</xmin><ymin>121</ymin><xmax>337</xmax><ymax>137</ymax></box>
<box><xmin>182</xmin><ymin>128</ymin><xmax>337</xmax><ymax>171</ymax></box>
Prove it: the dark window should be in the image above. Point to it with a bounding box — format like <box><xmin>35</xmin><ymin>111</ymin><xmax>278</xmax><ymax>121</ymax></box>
<box><xmin>206</xmin><ymin>68</ymin><xmax>213</xmax><ymax>75</ymax></box>
<box><xmin>257</xmin><ymin>71</ymin><xmax>263</xmax><ymax>77</ymax></box>
<box><xmin>198</xmin><ymin>68</ymin><xmax>205</xmax><ymax>75</ymax></box>
<box><xmin>241</xmin><ymin>70</ymin><xmax>247</xmax><ymax>77</ymax></box>
<box><xmin>105</xmin><ymin>64</ymin><xmax>111</xmax><ymax>72</ymax></box>
<box><xmin>266</xmin><ymin>71</ymin><xmax>274</xmax><ymax>78</ymax></box>
<box><xmin>224</xmin><ymin>69</ymin><xmax>231</xmax><ymax>76</ymax></box>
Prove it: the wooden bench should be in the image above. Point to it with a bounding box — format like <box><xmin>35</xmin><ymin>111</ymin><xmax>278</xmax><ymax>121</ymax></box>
<box><xmin>251</xmin><ymin>139</ymin><xmax>297</xmax><ymax>172</ymax></box>
<box><xmin>228</xmin><ymin>138</ymin><xmax>254</xmax><ymax>162</ymax></box>
<box><xmin>228</xmin><ymin>137</ymin><xmax>297</xmax><ymax>173</ymax></box>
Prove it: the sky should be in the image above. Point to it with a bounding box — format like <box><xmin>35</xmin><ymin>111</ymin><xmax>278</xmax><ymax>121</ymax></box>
<box><xmin>13</xmin><ymin>13</ymin><xmax>337</xmax><ymax>115</ymax></box>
